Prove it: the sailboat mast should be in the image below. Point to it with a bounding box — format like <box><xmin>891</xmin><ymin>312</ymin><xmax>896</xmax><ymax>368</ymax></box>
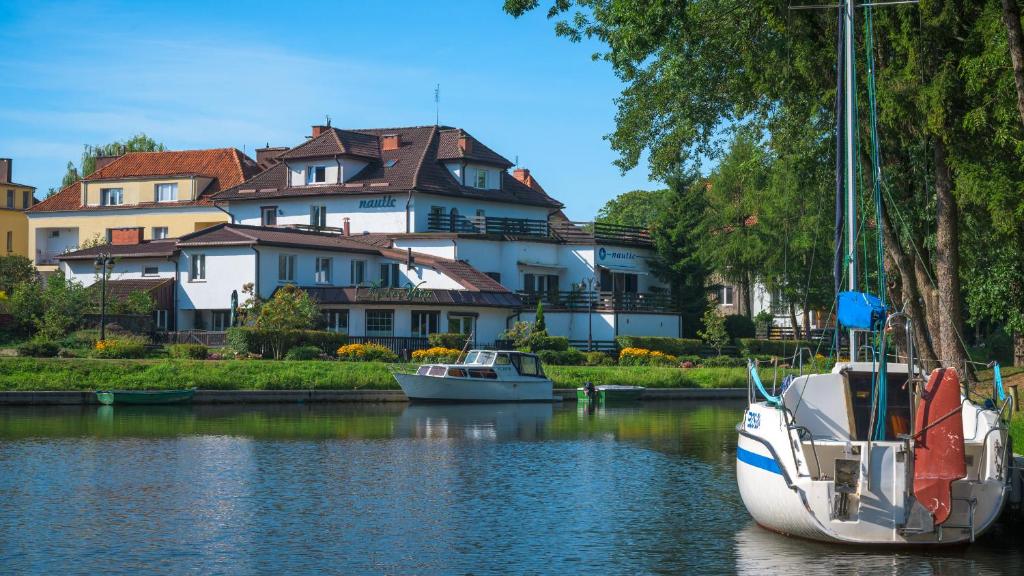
<box><xmin>843</xmin><ymin>0</ymin><xmax>857</xmax><ymax>360</ymax></box>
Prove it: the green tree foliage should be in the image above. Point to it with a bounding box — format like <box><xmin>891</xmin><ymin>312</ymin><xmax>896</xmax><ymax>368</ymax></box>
<box><xmin>110</xmin><ymin>291</ymin><xmax>155</xmax><ymax>315</ymax></box>
<box><xmin>9</xmin><ymin>272</ymin><xmax>89</xmax><ymax>340</ymax></box>
<box><xmin>596</xmin><ymin>189</ymin><xmax>669</xmax><ymax>228</ymax></box>
<box><xmin>59</xmin><ymin>134</ymin><xmax>164</xmax><ymax>187</ymax></box>
<box><xmin>0</xmin><ymin>256</ymin><xmax>36</xmax><ymax>294</ymax></box>
<box><xmin>535</xmin><ymin>300</ymin><xmax>546</xmax><ymax>332</ymax></box>
<box><xmin>698</xmin><ymin>307</ymin><xmax>729</xmax><ymax>356</ymax></box>
<box><xmin>256</xmin><ymin>285</ymin><xmax>320</xmax><ymax>331</ymax></box>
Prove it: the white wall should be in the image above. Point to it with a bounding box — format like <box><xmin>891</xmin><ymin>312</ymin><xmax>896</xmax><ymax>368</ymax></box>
<box><xmin>391</xmin><ymin>237</ymin><xmax>456</xmax><ymax>259</ymax></box>
<box><xmin>232</xmin><ymin>194</ymin><xmax>408</xmax><ymax>234</ymax></box>
<box><xmin>177</xmin><ymin>246</ymin><xmax>255</xmax><ymax>314</ymax></box>
<box><xmin>62</xmin><ymin>257</ymin><xmax>175</xmax><ymax>286</ymax></box>
<box><xmin>285</xmin><ymin>158</ymin><xmax>369</xmax><ymax>187</ymax></box>
<box><xmin>512</xmin><ymin>310</ymin><xmax>680</xmax><ymax>342</ymax></box>
<box><xmin>34</xmin><ymin>227</ymin><xmax>79</xmax><ymax>257</ymax></box>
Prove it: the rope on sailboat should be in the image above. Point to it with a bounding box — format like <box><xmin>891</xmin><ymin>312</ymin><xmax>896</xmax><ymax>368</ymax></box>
<box><xmin>749</xmin><ymin>360</ymin><xmax>782</xmax><ymax>406</ymax></box>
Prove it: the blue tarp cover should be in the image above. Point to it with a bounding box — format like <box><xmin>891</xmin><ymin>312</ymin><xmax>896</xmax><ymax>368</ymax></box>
<box><xmin>838</xmin><ymin>291</ymin><xmax>886</xmax><ymax>330</ymax></box>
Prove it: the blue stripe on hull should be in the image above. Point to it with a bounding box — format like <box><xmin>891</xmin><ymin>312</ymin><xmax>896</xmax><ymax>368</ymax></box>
<box><xmin>737</xmin><ymin>446</ymin><xmax>782</xmax><ymax>475</ymax></box>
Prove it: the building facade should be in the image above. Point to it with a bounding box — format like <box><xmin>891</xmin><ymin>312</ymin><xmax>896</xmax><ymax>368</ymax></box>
<box><xmin>0</xmin><ymin>158</ymin><xmax>37</xmax><ymax>258</ymax></box>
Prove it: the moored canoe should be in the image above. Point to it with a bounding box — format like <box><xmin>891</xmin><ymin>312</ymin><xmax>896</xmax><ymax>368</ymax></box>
<box><xmin>95</xmin><ymin>389</ymin><xmax>196</xmax><ymax>405</ymax></box>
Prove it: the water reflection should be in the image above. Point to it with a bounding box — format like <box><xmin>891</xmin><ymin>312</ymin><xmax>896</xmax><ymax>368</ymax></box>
<box><xmin>396</xmin><ymin>402</ymin><xmax>553</xmax><ymax>440</ymax></box>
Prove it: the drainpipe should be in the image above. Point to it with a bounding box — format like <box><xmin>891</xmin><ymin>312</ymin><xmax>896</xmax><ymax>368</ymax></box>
<box><xmin>405</xmin><ymin>190</ymin><xmax>413</xmax><ymax>233</ymax></box>
<box><xmin>335</xmin><ymin>155</ymin><xmax>342</xmax><ymax>184</ymax></box>
<box><xmin>251</xmin><ymin>245</ymin><xmax>261</xmax><ymax>298</ymax></box>
<box><xmin>213</xmin><ymin>201</ymin><xmax>236</xmax><ymax>224</ymax></box>
<box><xmin>172</xmin><ymin>253</ymin><xmax>179</xmax><ymax>331</ymax></box>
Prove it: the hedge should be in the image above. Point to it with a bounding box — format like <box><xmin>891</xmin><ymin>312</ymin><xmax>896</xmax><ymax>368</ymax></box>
<box><xmin>168</xmin><ymin>344</ymin><xmax>209</xmax><ymax>360</ymax></box>
<box><xmin>724</xmin><ymin>314</ymin><xmax>756</xmax><ymax>339</ymax></box>
<box><xmin>614</xmin><ymin>336</ymin><xmax>702</xmax><ymax>356</ymax></box>
<box><xmin>226</xmin><ymin>327</ymin><xmax>348</xmax><ymax>359</ymax></box>
<box><xmin>428</xmin><ymin>332</ymin><xmax>471</xmax><ymax>349</ymax></box>
<box><xmin>536</xmin><ymin>349</ymin><xmax>585</xmax><ymax>365</ymax></box>
<box><xmin>527</xmin><ymin>334</ymin><xmax>569</xmax><ymax>352</ymax></box>
<box><xmin>738</xmin><ymin>338</ymin><xmax>816</xmax><ymax>357</ymax></box>
<box><xmin>285</xmin><ymin>345</ymin><xmax>322</xmax><ymax>361</ymax></box>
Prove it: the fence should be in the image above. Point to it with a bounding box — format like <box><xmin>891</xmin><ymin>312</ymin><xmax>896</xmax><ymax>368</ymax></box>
<box><xmin>156</xmin><ymin>331</ymin><xmax>228</xmax><ymax>347</ymax></box>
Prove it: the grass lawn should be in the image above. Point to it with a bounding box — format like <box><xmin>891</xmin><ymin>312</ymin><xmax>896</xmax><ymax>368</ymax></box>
<box><xmin>0</xmin><ymin>358</ymin><xmax>775</xmax><ymax>391</ymax></box>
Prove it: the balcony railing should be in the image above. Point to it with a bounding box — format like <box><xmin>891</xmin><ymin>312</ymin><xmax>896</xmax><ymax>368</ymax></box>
<box><xmin>550</xmin><ymin>220</ymin><xmax>653</xmax><ymax>247</ymax></box>
<box><xmin>517</xmin><ymin>290</ymin><xmax>679</xmax><ymax>314</ymax></box>
<box><xmin>426</xmin><ymin>213</ymin><xmax>551</xmax><ymax>237</ymax></box>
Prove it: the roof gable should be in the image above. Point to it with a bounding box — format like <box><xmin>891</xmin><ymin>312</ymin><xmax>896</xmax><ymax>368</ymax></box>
<box><xmin>278</xmin><ymin>128</ymin><xmax>381</xmax><ymax>161</ymax></box>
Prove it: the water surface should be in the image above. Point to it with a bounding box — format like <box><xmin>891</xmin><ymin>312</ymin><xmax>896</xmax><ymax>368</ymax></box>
<box><xmin>0</xmin><ymin>402</ymin><xmax>1019</xmax><ymax>574</ymax></box>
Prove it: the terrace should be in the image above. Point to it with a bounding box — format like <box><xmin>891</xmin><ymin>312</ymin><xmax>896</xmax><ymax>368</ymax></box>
<box><xmin>516</xmin><ymin>290</ymin><xmax>678</xmax><ymax>314</ymax></box>
<box><xmin>425</xmin><ymin>213</ymin><xmax>653</xmax><ymax>247</ymax></box>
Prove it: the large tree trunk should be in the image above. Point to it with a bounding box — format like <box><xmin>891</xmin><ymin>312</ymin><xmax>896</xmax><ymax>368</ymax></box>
<box><xmin>881</xmin><ymin>201</ymin><xmax>939</xmax><ymax>367</ymax></box>
<box><xmin>1002</xmin><ymin>0</ymin><xmax>1024</xmax><ymax>126</ymax></box>
<box><xmin>933</xmin><ymin>141</ymin><xmax>968</xmax><ymax>374</ymax></box>
<box><xmin>1015</xmin><ymin>331</ymin><xmax>1024</xmax><ymax>366</ymax></box>
<box><xmin>788</xmin><ymin>302</ymin><xmax>801</xmax><ymax>340</ymax></box>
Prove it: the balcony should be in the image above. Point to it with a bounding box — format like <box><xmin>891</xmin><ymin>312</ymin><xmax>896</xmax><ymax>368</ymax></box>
<box><xmin>549</xmin><ymin>220</ymin><xmax>653</xmax><ymax>247</ymax></box>
<box><xmin>426</xmin><ymin>213</ymin><xmax>550</xmax><ymax>237</ymax></box>
<box><xmin>517</xmin><ymin>290</ymin><xmax>679</xmax><ymax>314</ymax></box>
<box><xmin>36</xmin><ymin>250</ymin><xmax>65</xmax><ymax>266</ymax></box>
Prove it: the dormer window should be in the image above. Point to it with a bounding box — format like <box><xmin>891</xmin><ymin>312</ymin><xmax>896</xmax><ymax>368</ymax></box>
<box><xmin>306</xmin><ymin>165</ymin><xmax>327</xmax><ymax>185</ymax></box>
<box><xmin>156</xmin><ymin>183</ymin><xmax>178</xmax><ymax>202</ymax></box>
<box><xmin>475</xmin><ymin>169</ymin><xmax>488</xmax><ymax>189</ymax></box>
<box><xmin>101</xmin><ymin>188</ymin><xmax>123</xmax><ymax>206</ymax></box>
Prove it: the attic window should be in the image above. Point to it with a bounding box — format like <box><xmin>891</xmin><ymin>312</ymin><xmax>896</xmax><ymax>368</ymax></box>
<box><xmin>306</xmin><ymin>165</ymin><xmax>327</xmax><ymax>184</ymax></box>
<box><xmin>384</xmin><ymin>159</ymin><xmax>398</xmax><ymax>168</ymax></box>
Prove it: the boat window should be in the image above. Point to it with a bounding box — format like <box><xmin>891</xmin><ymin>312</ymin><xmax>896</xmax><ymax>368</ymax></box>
<box><xmin>428</xmin><ymin>366</ymin><xmax>447</xmax><ymax>377</ymax></box>
<box><xmin>495</xmin><ymin>353</ymin><xmax>512</xmax><ymax>365</ymax></box>
<box><xmin>448</xmin><ymin>368</ymin><xmax>466</xmax><ymax>378</ymax></box>
<box><xmin>519</xmin><ymin>355</ymin><xmax>542</xmax><ymax>377</ymax></box>
<box><xmin>464</xmin><ymin>351</ymin><xmax>480</xmax><ymax>364</ymax></box>
<box><xmin>468</xmin><ymin>368</ymin><xmax>497</xmax><ymax>379</ymax></box>
<box><xmin>474</xmin><ymin>351</ymin><xmax>495</xmax><ymax>365</ymax></box>
<box><xmin>416</xmin><ymin>366</ymin><xmax>430</xmax><ymax>375</ymax></box>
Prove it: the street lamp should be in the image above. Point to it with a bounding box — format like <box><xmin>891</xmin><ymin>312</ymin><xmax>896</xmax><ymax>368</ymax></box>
<box><xmin>94</xmin><ymin>253</ymin><xmax>114</xmax><ymax>341</ymax></box>
<box><xmin>581</xmin><ymin>276</ymin><xmax>599</xmax><ymax>352</ymax></box>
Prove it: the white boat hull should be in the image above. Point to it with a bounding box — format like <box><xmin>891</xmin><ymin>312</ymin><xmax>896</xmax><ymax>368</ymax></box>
<box><xmin>394</xmin><ymin>373</ymin><xmax>553</xmax><ymax>402</ymax></box>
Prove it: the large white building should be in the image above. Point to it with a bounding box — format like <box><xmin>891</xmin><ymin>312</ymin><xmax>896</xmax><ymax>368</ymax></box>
<box><xmin>58</xmin><ymin>124</ymin><xmax>681</xmax><ymax>349</ymax></box>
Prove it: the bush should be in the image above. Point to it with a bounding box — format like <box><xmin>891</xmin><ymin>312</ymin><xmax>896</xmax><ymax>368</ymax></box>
<box><xmin>583</xmin><ymin>351</ymin><xmax>615</xmax><ymax>366</ymax></box>
<box><xmin>411</xmin><ymin>347</ymin><xmax>462</xmax><ymax>364</ymax></box>
<box><xmin>427</xmin><ymin>333</ymin><xmax>470</xmax><ymax>350</ymax></box>
<box><xmin>738</xmin><ymin>338</ymin><xmax>815</xmax><ymax>357</ymax></box>
<box><xmin>285</xmin><ymin>345</ymin><xmax>322</xmax><ymax>361</ymax></box>
<box><xmin>699</xmin><ymin>355</ymin><xmax>746</xmax><ymax>368</ymax></box>
<box><xmin>17</xmin><ymin>338</ymin><xmax>60</xmax><ymax>358</ymax></box>
<box><xmin>501</xmin><ymin>321</ymin><xmax>535</xmax><ymax>349</ymax></box>
<box><xmin>618</xmin><ymin>347</ymin><xmax>678</xmax><ymax>367</ymax></box>
<box><xmin>337</xmin><ymin>343</ymin><xmax>398</xmax><ymax>362</ymax></box>
<box><xmin>168</xmin><ymin>344</ymin><xmax>209</xmax><ymax>360</ymax></box>
<box><xmin>92</xmin><ymin>338</ymin><xmax>147</xmax><ymax>359</ymax></box>
<box><xmin>526</xmin><ymin>333</ymin><xmax>569</xmax><ymax>352</ymax></box>
<box><xmin>614</xmin><ymin>336</ymin><xmax>702</xmax><ymax>356</ymax></box>
<box><xmin>537</xmin><ymin>348</ymin><xmax>585</xmax><ymax>365</ymax></box>
<box><xmin>61</xmin><ymin>329</ymin><xmax>100</xmax><ymax>350</ymax></box>
<box><xmin>226</xmin><ymin>327</ymin><xmax>348</xmax><ymax>359</ymax></box>
<box><xmin>724</xmin><ymin>314</ymin><xmax>756</xmax><ymax>340</ymax></box>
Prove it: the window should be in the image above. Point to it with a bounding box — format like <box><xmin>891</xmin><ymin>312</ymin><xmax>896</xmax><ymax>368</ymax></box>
<box><xmin>278</xmin><ymin>254</ymin><xmax>296</xmax><ymax>283</ymax></box>
<box><xmin>448</xmin><ymin>314</ymin><xmax>475</xmax><ymax>335</ymax></box>
<box><xmin>101</xmin><ymin>188</ymin><xmax>123</xmax><ymax>206</ymax></box>
<box><xmin>720</xmin><ymin>285</ymin><xmax>734</xmax><ymax>306</ymax></box>
<box><xmin>211</xmin><ymin>310</ymin><xmax>231</xmax><ymax>331</ymax></box>
<box><xmin>5</xmin><ymin>190</ymin><xmax>12</xmax><ymax>208</ymax></box>
<box><xmin>322</xmin><ymin>309</ymin><xmax>349</xmax><ymax>334</ymax></box>
<box><xmin>142</xmin><ymin>266</ymin><xmax>159</xmax><ymax>277</ymax></box>
<box><xmin>379</xmin><ymin>262</ymin><xmax>401</xmax><ymax>287</ymax></box>
<box><xmin>5</xmin><ymin>231</ymin><xmax>11</xmax><ymax>253</ymax></box>
<box><xmin>411</xmin><ymin>311</ymin><xmax>440</xmax><ymax>337</ymax></box>
<box><xmin>155</xmin><ymin>183</ymin><xmax>178</xmax><ymax>202</ymax></box>
<box><xmin>190</xmin><ymin>254</ymin><xmax>206</xmax><ymax>281</ymax></box>
<box><xmin>315</xmin><ymin>257</ymin><xmax>332</xmax><ymax>284</ymax></box>
<box><xmin>600</xmin><ymin>269</ymin><xmax>637</xmax><ymax>294</ymax></box>
<box><xmin>310</xmin><ymin>205</ymin><xmax>327</xmax><ymax>228</ymax></box>
<box><xmin>475</xmin><ymin>169</ymin><xmax>488</xmax><ymax>189</ymax></box>
<box><xmin>152</xmin><ymin>227</ymin><xmax>168</xmax><ymax>240</ymax></box>
<box><xmin>306</xmin><ymin>165</ymin><xmax>327</xmax><ymax>184</ymax></box>
<box><xmin>518</xmin><ymin>355</ymin><xmax>543</xmax><ymax>377</ymax></box>
<box><xmin>154</xmin><ymin>309</ymin><xmax>169</xmax><ymax>331</ymax></box>
<box><xmin>524</xmin><ymin>273</ymin><xmax>559</xmax><ymax>294</ymax></box>
<box><xmin>485</xmin><ymin>272</ymin><xmax>501</xmax><ymax>283</ymax></box>
<box><xmin>261</xmin><ymin>206</ymin><xmax>277</xmax><ymax>226</ymax></box>
<box><xmin>366</xmin><ymin>310</ymin><xmax>394</xmax><ymax>336</ymax></box>
<box><xmin>22</xmin><ymin>190</ymin><xmax>30</xmax><ymax>209</ymax></box>
<box><xmin>351</xmin><ymin>260</ymin><xmax>366</xmax><ymax>284</ymax></box>
<box><xmin>50</xmin><ymin>230</ymin><xmax>60</xmax><ymax>238</ymax></box>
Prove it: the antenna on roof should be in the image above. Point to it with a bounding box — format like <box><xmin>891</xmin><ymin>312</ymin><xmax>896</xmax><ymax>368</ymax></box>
<box><xmin>326</xmin><ymin>114</ymin><xmax>331</xmax><ymax>127</ymax></box>
<box><xmin>514</xmin><ymin>154</ymin><xmax>519</xmax><ymax>167</ymax></box>
<box><xmin>434</xmin><ymin>84</ymin><xmax>440</xmax><ymax>126</ymax></box>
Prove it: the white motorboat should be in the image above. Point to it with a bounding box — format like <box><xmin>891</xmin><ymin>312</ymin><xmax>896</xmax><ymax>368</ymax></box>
<box><xmin>392</xmin><ymin>349</ymin><xmax>553</xmax><ymax>402</ymax></box>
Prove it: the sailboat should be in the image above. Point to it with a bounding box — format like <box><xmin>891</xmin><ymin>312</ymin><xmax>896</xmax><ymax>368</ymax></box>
<box><xmin>735</xmin><ymin>0</ymin><xmax>1015</xmax><ymax>544</ymax></box>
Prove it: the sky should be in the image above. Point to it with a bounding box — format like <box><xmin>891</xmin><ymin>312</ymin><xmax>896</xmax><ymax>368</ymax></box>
<box><xmin>0</xmin><ymin>0</ymin><xmax>659</xmax><ymax>219</ymax></box>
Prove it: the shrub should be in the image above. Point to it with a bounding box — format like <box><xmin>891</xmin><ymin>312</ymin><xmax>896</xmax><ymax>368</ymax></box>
<box><xmin>168</xmin><ymin>344</ymin><xmax>209</xmax><ymax>360</ymax></box>
<box><xmin>537</xmin><ymin>348</ymin><xmax>585</xmax><ymax>365</ymax></box>
<box><xmin>411</xmin><ymin>347</ymin><xmax>462</xmax><ymax>364</ymax></box>
<box><xmin>583</xmin><ymin>351</ymin><xmax>615</xmax><ymax>366</ymax></box>
<box><xmin>724</xmin><ymin>314</ymin><xmax>756</xmax><ymax>340</ymax></box>
<box><xmin>61</xmin><ymin>329</ymin><xmax>100</xmax><ymax>350</ymax></box>
<box><xmin>17</xmin><ymin>338</ymin><xmax>60</xmax><ymax>358</ymax></box>
<box><xmin>427</xmin><ymin>333</ymin><xmax>470</xmax><ymax>350</ymax></box>
<box><xmin>699</xmin><ymin>355</ymin><xmax>746</xmax><ymax>368</ymax></box>
<box><xmin>738</xmin><ymin>338</ymin><xmax>816</xmax><ymax>357</ymax></box>
<box><xmin>501</xmin><ymin>321</ymin><xmax>535</xmax><ymax>349</ymax></box>
<box><xmin>285</xmin><ymin>345</ymin><xmax>322</xmax><ymax>361</ymax></box>
<box><xmin>337</xmin><ymin>343</ymin><xmax>398</xmax><ymax>362</ymax></box>
<box><xmin>526</xmin><ymin>333</ymin><xmax>569</xmax><ymax>352</ymax></box>
<box><xmin>614</xmin><ymin>336</ymin><xmax>702</xmax><ymax>356</ymax></box>
<box><xmin>92</xmin><ymin>338</ymin><xmax>147</xmax><ymax>359</ymax></box>
<box><xmin>618</xmin><ymin>347</ymin><xmax>678</xmax><ymax>367</ymax></box>
<box><xmin>226</xmin><ymin>327</ymin><xmax>347</xmax><ymax>359</ymax></box>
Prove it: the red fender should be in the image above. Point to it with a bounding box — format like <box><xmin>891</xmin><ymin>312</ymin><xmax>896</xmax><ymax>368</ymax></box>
<box><xmin>913</xmin><ymin>368</ymin><xmax>967</xmax><ymax>525</ymax></box>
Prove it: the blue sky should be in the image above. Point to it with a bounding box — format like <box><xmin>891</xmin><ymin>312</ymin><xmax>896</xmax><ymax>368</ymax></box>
<box><xmin>0</xmin><ymin>0</ymin><xmax>658</xmax><ymax>219</ymax></box>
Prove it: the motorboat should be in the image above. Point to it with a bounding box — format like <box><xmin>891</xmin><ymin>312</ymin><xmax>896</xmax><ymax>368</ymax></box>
<box><xmin>392</xmin><ymin>349</ymin><xmax>553</xmax><ymax>402</ymax></box>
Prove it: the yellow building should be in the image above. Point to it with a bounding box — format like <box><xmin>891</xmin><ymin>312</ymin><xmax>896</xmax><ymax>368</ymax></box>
<box><xmin>28</xmin><ymin>148</ymin><xmax>259</xmax><ymax>270</ymax></box>
<box><xmin>0</xmin><ymin>158</ymin><xmax>37</xmax><ymax>258</ymax></box>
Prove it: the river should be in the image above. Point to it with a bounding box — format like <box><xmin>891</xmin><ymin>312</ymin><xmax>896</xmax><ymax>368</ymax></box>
<box><xmin>0</xmin><ymin>402</ymin><xmax>1019</xmax><ymax>574</ymax></box>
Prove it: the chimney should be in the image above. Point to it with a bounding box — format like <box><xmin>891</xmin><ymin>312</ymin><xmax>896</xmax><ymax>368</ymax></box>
<box><xmin>0</xmin><ymin>158</ymin><xmax>10</xmax><ymax>183</ymax></box>
<box><xmin>312</xmin><ymin>125</ymin><xmax>330</xmax><ymax>138</ymax></box>
<box><xmin>458</xmin><ymin>134</ymin><xmax>472</xmax><ymax>153</ymax></box>
<box><xmin>342</xmin><ymin>217</ymin><xmax>350</xmax><ymax>236</ymax></box>
<box><xmin>381</xmin><ymin>134</ymin><xmax>401</xmax><ymax>152</ymax></box>
<box><xmin>256</xmin><ymin>145</ymin><xmax>288</xmax><ymax>169</ymax></box>
<box><xmin>110</xmin><ymin>227</ymin><xmax>144</xmax><ymax>246</ymax></box>
<box><xmin>94</xmin><ymin>154</ymin><xmax>121</xmax><ymax>173</ymax></box>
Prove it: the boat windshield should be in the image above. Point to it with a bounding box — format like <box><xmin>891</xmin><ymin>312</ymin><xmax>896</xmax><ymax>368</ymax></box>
<box><xmin>465</xmin><ymin>351</ymin><xmax>495</xmax><ymax>365</ymax></box>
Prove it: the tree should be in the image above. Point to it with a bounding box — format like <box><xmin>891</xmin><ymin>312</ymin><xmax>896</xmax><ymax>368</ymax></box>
<box><xmin>109</xmin><ymin>291</ymin><xmax>155</xmax><ymax>315</ymax></box>
<box><xmin>0</xmin><ymin>255</ymin><xmax>36</xmax><ymax>294</ymax></box>
<box><xmin>534</xmin><ymin>300</ymin><xmax>546</xmax><ymax>333</ymax></box>
<box><xmin>596</xmin><ymin>189</ymin><xmax>669</xmax><ymax>228</ymax></box>
<box><xmin>59</xmin><ymin>134</ymin><xmax>164</xmax><ymax>186</ymax></box>
<box><xmin>9</xmin><ymin>272</ymin><xmax>89</xmax><ymax>340</ymax></box>
<box><xmin>698</xmin><ymin>307</ymin><xmax>729</xmax><ymax>356</ymax></box>
<box><xmin>256</xmin><ymin>285</ymin><xmax>320</xmax><ymax>331</ymax></box>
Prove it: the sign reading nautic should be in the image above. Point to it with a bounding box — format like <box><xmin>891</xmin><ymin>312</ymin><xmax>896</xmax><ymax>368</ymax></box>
<box><xmin>358</xmin><ymin>195</ymin><xmax>398</xmax><ymax>209</ymax></box>
<box><xmin>598</xmin><ymin>246</ymin><xmax>640</xmax><ymax>266</ymax></box>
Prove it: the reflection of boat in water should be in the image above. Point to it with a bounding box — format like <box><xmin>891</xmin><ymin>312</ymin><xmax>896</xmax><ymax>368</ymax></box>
<box><xmin>577</xmin><ymin>383</ymin><xmax>645</xmax><ymax>404</ymax></box>
<box><xmin>392</xmin><ymin>350</ymin><xmax>553</xmax><ymax>402</ymax></box>
<box><xmin>396</xmin><ymin>402</ymin><xmax>553</xmax><ymax>441</ymax></box>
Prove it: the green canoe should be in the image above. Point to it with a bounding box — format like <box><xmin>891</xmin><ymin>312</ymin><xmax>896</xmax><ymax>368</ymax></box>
<box><xmin>95</xmin><ymin>389</ymin><xmax>196</xmax><ymax>405</ymax></box>
<box><xmin>576</xmin><ymin>385</ymin><xmax>645</xmax><ymax>403</ymax></box>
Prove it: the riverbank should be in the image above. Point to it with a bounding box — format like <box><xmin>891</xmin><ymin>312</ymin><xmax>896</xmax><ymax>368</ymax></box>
<box><xmin>0</xmin><ymin>357</ymin><xmax>775</xmax><ymax>392</ymax></box>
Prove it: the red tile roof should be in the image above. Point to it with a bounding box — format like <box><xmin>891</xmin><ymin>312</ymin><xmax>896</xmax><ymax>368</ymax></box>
<box><xmin>57</xmin><ymin>238</ymin><xmax>179</xmax><ymax>260</ymax></box>
<box><xmin>30</xmin><ymin>149</ymin><xmax>260</xmax><ymax>213</ymax></box>
<box><xmin>278</xmin><ymin>128</ymin><xmax>381</xmax><ymax>161</ymax></box>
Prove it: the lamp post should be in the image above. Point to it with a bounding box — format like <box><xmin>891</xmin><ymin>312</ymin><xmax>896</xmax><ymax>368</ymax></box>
<box><xmin>582</xmin><ymin>276</ymin><xmax>599</xmax><ymax>352</ymax></box>
<box><xmin>94</xmin><ymin>253</ymin><xmax>114</xmax><ymax>341</ymax></box>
